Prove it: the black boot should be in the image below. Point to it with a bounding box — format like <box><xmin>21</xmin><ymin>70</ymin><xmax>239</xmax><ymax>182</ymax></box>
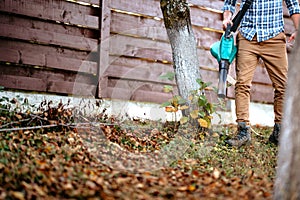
<box><xmin>226</xmin><ymin>122</ymin><xmax>251</xmax><ymax>147</ymax></box>
<box><xmin>268</xmin><ymin>123</ymin><xmax>281</xmax><ymax>145</ymax></box>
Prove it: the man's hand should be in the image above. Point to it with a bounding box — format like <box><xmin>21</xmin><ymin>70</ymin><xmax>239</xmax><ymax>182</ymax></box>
<box><xmin>289</xmin><ymin>13</ymin><xmax>300</xmax><ymax>42</ymax></box>
<box><xmin>223</xmin><ymin>19</ymin><xmax>233</xmax><ymax>30</ymax></box>
<box><xmin>287</xmin><ymin>30</ymin><xmax>298</xmax><ymax>52</ymax></box>
<box><xmin>223</xmin><ymin>10</ymin><xmax>233</xmax><ymax>30</ymax></box>
<box><xmin>288</xmin><ymin>30</ymin><xmax>298</xmax><ymax>43</ymax></box>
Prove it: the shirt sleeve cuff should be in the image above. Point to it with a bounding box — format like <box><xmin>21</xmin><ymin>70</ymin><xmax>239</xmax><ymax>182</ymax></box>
<box><xmin>222</xmin><ymin>5</ymin><xmax>236</xmax><ymax>14</ymax></box>
<box><xmin>288</xmin><ymin>6</ymin><xmax>300</xmax><ymax>16</ymax></box>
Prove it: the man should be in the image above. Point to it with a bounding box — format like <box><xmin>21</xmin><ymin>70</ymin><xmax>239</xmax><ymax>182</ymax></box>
<box><xmin>222</xmin><ymin>0</ymin><xmax>300</xmax><ymax>147</ymax></box>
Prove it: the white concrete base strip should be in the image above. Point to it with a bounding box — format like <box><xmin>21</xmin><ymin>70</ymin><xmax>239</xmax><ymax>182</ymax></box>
<box><xmin>0</xmin><ymin>91</ymin><xmax>274</xmax><ymax>126</ymax></box>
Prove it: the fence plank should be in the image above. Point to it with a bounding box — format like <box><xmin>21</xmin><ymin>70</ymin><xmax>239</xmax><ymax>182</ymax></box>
<box><xmin>109</xmin><ymin>34</ymin><xmax>220</xmax><ymax>75</ymax></box>
<box><xmin>107</xmin><ymin>79</ymin><xmax>175</xmax><ymax>93</ymax></box>
<box><xmin>47</xmin><ymin>57</ymin><xmax>98</xmax><ymax>75</ymax></box>
<box><xmin>106</xmin><ymin>70</ymin><xmax>220</xmax><ymax>104</ymax></box>
<box><xmin>198</xmin><ymin>48</ymin><xmax>219</xmax><ymax>69</ymax></box>
<box><xmin>0</xmin><ymin>39</ymin><xmax>91</xmax><ymax>61</ymax></box>
<box><xmin>0</xmin><ymin>47</ymin><xmax>19</xmax><ymax>64</ymax></box>
<box><xmin>0</xmin><ymin>64</ymin><xmax>97</xmax><ymax>84</ymax></box>
<box><xmin>110</xmin><ymin>11</ymin><xmax>221</xmax><ymax>49</ymax></box>
<box><xmin>0</xmin><ymin>64</ymin><xmax>97</xmax><ymax>95</ymax></box>
<box><xmin>188</xmin><ymin>0</ymin><xmax>224</xmax><ymax>11</ymax></box>
<box><xmin>106</xmin><ymin>64</ymin><xmax>175</xmax><ymax>85</ymax></box>
<box><xmin>71</xmin><ymin>0</ymin><xmax>100</xmax><ymax>6</ymax></box>
<box><xmin>109</xmin><ymin>0</ymin><xmax>222</xmax><ymax>31</ymax></box>
<box><xmin>109</xmin><ymin>34</ymin><xmax>172</xmax><ymax>61</ymax></box>
<box><xmin>48</xmin><ymin>81</ymin><xmax>97</xmax><ymax>96</ymax></box>
<box><xmin>109</xmin><ymin>0</ymin><xmax>222</xmax><ymax>30</ymax></box>
<box><xmin>107</xmin><ymin>78</ymin><xmax>177</xmax><ymax>104</ymax></box>
<box><xmin>110</xmin><ymin>11</ymin><xmax>167</xmax><ymax>40</ymax></box>
<box><xmin>190</xmin><ymin>7</ymin><xmax>222</xmax><ymax>30</ymax></box>
<box><xmin>0</xmin><ymin>0</ymin><xmax>99</xmax><ymax>29</ymax></box>
<box><xmin>194</xmin><ymin>26</ymin><xmax>222</xmax><ymax>49</ymax></box>
<box><xmin>0</xmin><ymin>40</ymin><xmax>97</xmax><ymax>74</ymax></box>
<box><xmin>109</xmin><ymin>0</ymin><xmax>162</xmax><ymax>18</ymax></box>
<box><xmin>106</xmin><ymin>67</ymin><xmax>220</xmax><ymax>103</ymax></box>
<box><xmin>0</xmin><ymin>47</ymin><xmax>98</xmax><ymax>74</ymax></box>
<box><xmin>0</xmin><ymin>74</ymin><xmax>97</xmax><ymax>96</ymax></box>
<box><xmin>0</xmin><ymin>14</ymin><xmax>99</xmax><ymax>40</ymax></box>
<box><xmin>0</xmin><ymin>23</ymin><xmax>98</xmax><ymax>51</ymax></box>
<box><xmin>0</xmin><ymin>75</ymin><xmax>47</xmax><ymax>91</ymax></box>
<box><xmin>109</xmin><ymin>56</ymin><xmax>173</xmax><ymax>71</ymax></box>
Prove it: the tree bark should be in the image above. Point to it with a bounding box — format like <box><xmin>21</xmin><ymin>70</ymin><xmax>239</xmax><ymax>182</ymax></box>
<box><xmin>274</xmin><ymin>30</ymin><xmax>300</xmax><ymax>199</ymax></box>
<box><xmin>160</xmin><ymin>0</ymin><xmax>201</xmax><ymax>110</ymax></box>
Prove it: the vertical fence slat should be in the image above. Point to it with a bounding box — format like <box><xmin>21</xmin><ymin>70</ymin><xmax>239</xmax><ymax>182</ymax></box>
<box><xmin>98</xmin><ymin>0</ymin><xmax>111</xmax><ymax>98</ymax></box>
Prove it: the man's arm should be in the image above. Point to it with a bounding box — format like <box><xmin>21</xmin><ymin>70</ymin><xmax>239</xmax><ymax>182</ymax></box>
<box><xmin>288</xmin><ymin>13</ymin><xmax>300</xmax><ymax>42</ymax></box>
<box><xmin>285</xmin><ymin>0</ymin><xmax>300</xmax><ymax>41</ymax></box>
<box><xmin>222</xmin><ymin>0</ymin><xmax>237</xmax><ymax>29</ymax></box>
<box><xmin>223</xmin><ymin>10</ymin><xmax>233</xmax><ymax>30</ymax></box>
<box><xmin>291</xmin><ymin>13</ymin><xmax>300</xmax><ymax>30</ymax></box>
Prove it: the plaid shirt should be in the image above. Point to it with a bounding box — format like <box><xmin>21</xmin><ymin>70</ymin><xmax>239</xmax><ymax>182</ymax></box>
<box><xmin>223</xmin><ymin>0</ymin><xmax>300</xmax><ymax>42</ymax></box>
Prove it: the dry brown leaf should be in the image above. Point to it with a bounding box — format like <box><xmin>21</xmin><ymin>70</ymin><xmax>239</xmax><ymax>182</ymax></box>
<box><xmin>10</xmin><ymin>191</ymin><xmax>25</xmax><ymax>200</ymax></box>
<box><xmin>165</xmin><ymin>106</ymin><xmax>178</xmax><ymax>112</ymax></box>
<box><xmin>33</xmin><ymin>184</ymin><xmax>46</xmax><ymax>196</ymax></box>
<box><xmin>190</xmin><ymin>110</ymin><xmax>199</xmax><ymax>119</ymax></box>
<box><xmin>213</xmin><ymin>168</ymin><xmax>221</xmax><ymax>179</ymax></box>
<box><xmin>188</xmin><ymin>184</ymin><xmax>196</xmax><ymax>192</ymax></box>
<box><xmin>198</xmin><ymin>118</ymin><xmax>208</xmax><ymax>128</ymax></box>
<box><xmin>15</xmin><ymin>114</ymin><xmax>23</xmax><ymax>120</ymax></box>
<box><xmin>86</xmin><ymin>180</ymin><xmax>97</xmax><ymax>189</ymax></box>
<box><xmin>63</xmin><ymin>182</ymin><xmax>73</xmax><ymax>190</ymax></box>
<box><xmin>177</xmin><ymin>185</ymin><xmax>188</xmax><ymax>191</ymax></box>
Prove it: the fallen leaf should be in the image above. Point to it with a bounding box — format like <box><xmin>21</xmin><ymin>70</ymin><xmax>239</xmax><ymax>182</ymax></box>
<box><xmin>15</xmin><ymin>114</ymin><xmax>23</xmax><ymax>120</ymax></box>
<box><xmin>11</xmin><ymin>191</ymin><xmax>25</xmax><ymax>200</ymax></box>
<box><xmin>188</xmin><ymin>184</ymin><xmax>196</xmax><ymax>192</ymax></box>
<box><xmin>165</xmin><ymin>106</ymin><xmax>177</xmax><ymax>112</ymax></box>
<box><xmin>86</xmin><ymin>180</ymin><xmax>97</xmax><ymax>189</ymax></box>
<box><xmin>63</xmin><ymin>183</ymin><xmax>73</xmax><ymax>190</ymax></box>
<box><xmin>213</xmin><ymin>168</ymin><xmax>220</xmax><ymax>179</ymax></box>
<box><xmin>177</xmin><ymin>186</ymin><xmax>188</xmax><ymax>191</ymax></box>
<box><xmin>198</xmin><ymin>118</ymin><xmax>208</xmax><ymax>128</ymax></box>
<box><xmin>190</xmin><ymin>110</ymin><xmax>199</xmax><ymax>119</ymax></box>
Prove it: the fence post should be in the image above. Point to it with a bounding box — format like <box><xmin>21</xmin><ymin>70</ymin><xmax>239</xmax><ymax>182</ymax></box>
<box><xmin>97</xmin><ymin>0</ymin><xmax>111</xmax><ymax>98</ymax></box>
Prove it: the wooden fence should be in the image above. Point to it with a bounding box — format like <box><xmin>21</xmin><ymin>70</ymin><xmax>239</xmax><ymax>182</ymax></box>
<box><xmin>0</xmin><ymin>0</ymin><xmax>100</xmax><ymax>96</ymax></box>
<box><xmin>0</xmin><ymin>0</ymin><xmax>296</xmax><ymax>105</ymax></box>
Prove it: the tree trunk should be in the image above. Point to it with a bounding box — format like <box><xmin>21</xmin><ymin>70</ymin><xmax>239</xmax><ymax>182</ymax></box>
<box><xmin>160</xmin><ymin>0</ymin><xmax>201</xmax><ymax>111</ymax></box>
<box><xmin>274</xmin><ymin>30</ymin><xmax>300</xmax><ymax>199</ymax></box>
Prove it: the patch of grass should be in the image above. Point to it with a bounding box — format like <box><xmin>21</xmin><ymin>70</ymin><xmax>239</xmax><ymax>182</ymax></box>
<box><xmin>170</xmin><ymin>124</ymin><xmax>277</xmax><ymax>178</ymax></box>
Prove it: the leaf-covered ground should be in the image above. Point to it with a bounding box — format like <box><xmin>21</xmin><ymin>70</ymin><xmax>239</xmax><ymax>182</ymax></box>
<box><xmin>0</xmin><ymin>99</ymin><xmax>278</xmax><ymax>200</ymax></box>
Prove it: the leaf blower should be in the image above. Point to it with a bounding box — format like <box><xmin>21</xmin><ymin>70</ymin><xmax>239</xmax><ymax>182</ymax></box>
<box><xmin>210</xmin><ymin>0</ymin><xmax>253</xmax><ymax>98</ymax></box>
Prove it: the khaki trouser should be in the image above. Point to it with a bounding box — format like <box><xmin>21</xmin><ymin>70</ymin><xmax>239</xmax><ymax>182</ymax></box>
<box><xmin>235</xmin><ymin>32</ymin><xmax>288</xmax><ymax>124</ymax></box>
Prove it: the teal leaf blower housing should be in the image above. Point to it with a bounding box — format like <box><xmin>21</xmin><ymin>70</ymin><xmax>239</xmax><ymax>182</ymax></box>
<box><xmin>210</xmin><ymin>27</ymin><xmax>237</xmax><ymax>64</ymax></box>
